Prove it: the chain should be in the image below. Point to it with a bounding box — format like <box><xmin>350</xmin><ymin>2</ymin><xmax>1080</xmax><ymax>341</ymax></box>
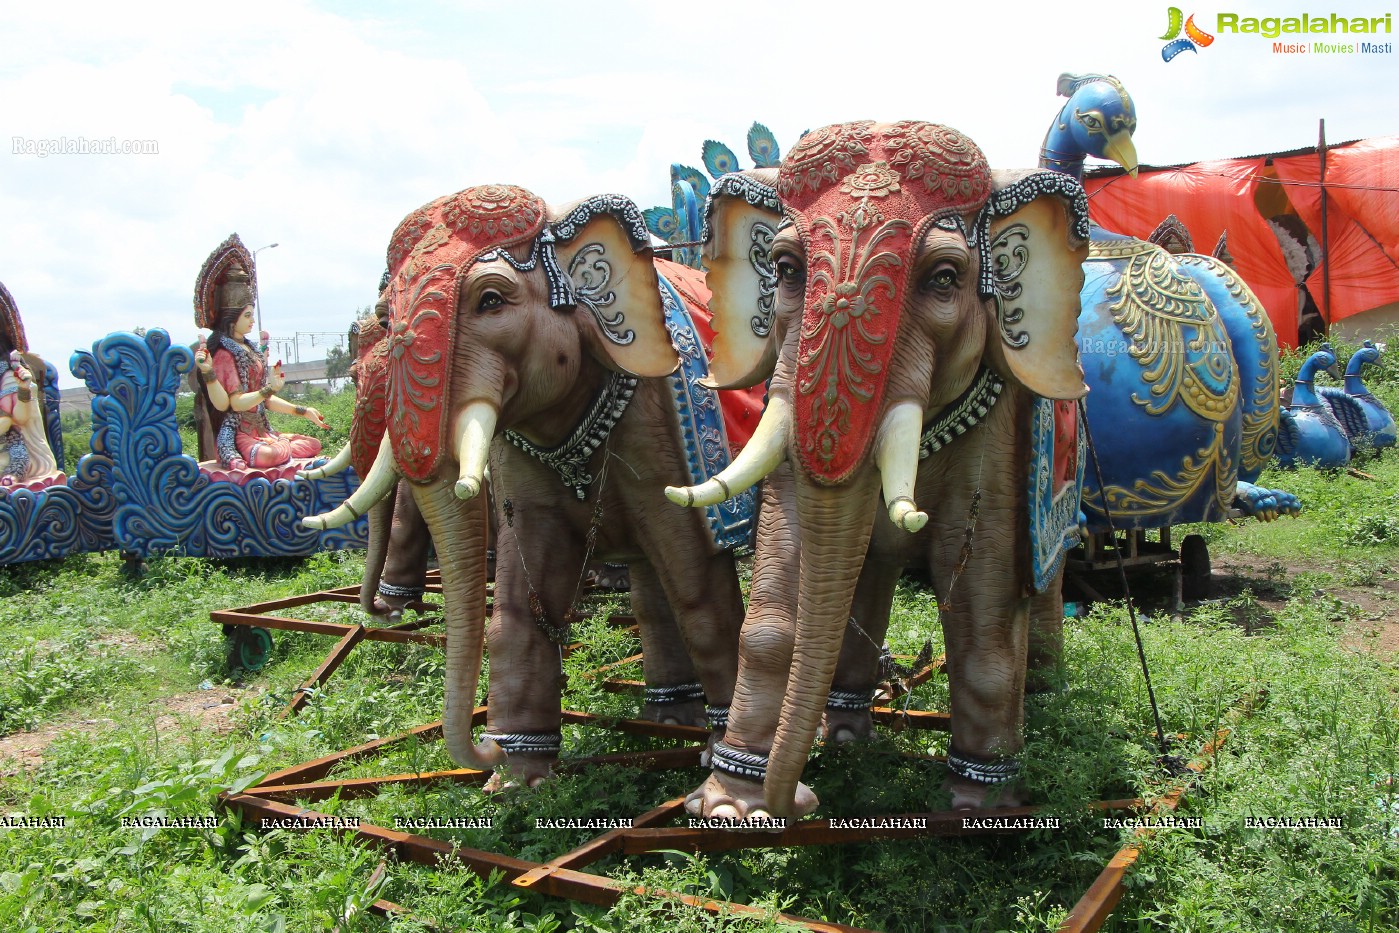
<box><xmin>498</xmin><ymin>437</ymin><xmax>612</xmax><ymax>646</ymax></box>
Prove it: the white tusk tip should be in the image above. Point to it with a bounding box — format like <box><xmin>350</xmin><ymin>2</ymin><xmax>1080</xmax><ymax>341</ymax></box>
<box><xmin>454</xmin><ymin>478</ymin><xmax>481</xmax><ymax>501</ymax></box>
<box><xmin>301</xmin><ymin>516</ymin><xmax>327</xmax><ymax>531</ymax></box>
<box><xmin>663</xmin><ymin>486</ymin><xmax>695</xmax><ymax>507</ymax></box>
<box><xmin>899</xmin><ymin>511</ymin><xmax>929</xmax><ymax>534</ymax></box>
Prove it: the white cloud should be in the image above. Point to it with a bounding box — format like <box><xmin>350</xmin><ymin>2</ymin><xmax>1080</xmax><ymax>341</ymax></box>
<box><xmin>0</xmin><ymin>0</ymin><xmax>1394</xmax><ymax>375</ymax></box>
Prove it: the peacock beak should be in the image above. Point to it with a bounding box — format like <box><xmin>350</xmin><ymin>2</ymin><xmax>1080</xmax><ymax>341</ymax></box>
<box><xmin>1103</xmin><ymin>131</ymin><xmax>1139</xmax><ymax>178</ymax></box>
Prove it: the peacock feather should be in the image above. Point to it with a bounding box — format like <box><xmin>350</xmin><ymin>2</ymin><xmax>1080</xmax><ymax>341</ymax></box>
<box><xmin>702</xmin><ymin>140</ymin><xmax>741</xmax><ymax>179</ymax></box>
<box><xmin>747</xmin><ymin>122</ymin><xmax>781</xmax><ymax>168</ymax></box>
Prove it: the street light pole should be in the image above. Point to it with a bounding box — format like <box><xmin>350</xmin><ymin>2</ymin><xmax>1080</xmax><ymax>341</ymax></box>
<box><xmin>250</xmin><ymin>242</ymin><xmax>279</xmax><ymax>333</ymax></box>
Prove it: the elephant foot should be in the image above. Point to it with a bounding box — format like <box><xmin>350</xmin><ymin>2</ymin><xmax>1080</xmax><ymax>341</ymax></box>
<box><xmin>481</xmin><ymin>754</ymin><xmax>557</xmax><ymax>792</ymax></box>
<box><xmin>584</xmin><ymin>562</ymin><xmax>630</xmax><ymax>591</ymax></box>
<box><xmin>369</xmin><ymin>596</ymin><xmax>408</xmax><ymax>623</ymax></box>
<box><xmin>640</xmin><ymin>699</ymin><xmax>707</xmax><ymax>729</ymax></box>
<box><xmin>683</xmin><ymin>772</ymin><xmax>816</xmax><ymax>827</ymax></box>
<box><xmin>946</xmin><ymin>775</ymin><xmax>1026</xmax><ymax>810</ymax></box>
<box><xmin>818</xmin><ymin>709</ymin><xmax>875</xmax><ymax>743</ymax></box>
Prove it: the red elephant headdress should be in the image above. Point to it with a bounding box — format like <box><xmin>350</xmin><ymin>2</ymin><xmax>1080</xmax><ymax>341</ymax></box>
<box><xmin>381</xmin><ymin>185</ymin><xmax>550</xmax><ymax>481</ymax></box>
<box><xmin>778</xmin><ymin>122</ymin><xmax>993</xmax><ymax>484</ymax></box>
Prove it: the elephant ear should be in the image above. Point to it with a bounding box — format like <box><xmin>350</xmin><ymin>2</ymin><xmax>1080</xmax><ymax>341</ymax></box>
<box><xmin>698</xmin><ymin>168</ymin><xmax>784</xmax><ymax>389</ymax></box>
<box><xmin>550</xmin><ymin>195</ymin><xmax>678</xmax><ymax>378</ymax></box>
<box><xmin>982</xmin><ymin>169</ymin><xmax>1091</xmax><ymax>401</ymax></box>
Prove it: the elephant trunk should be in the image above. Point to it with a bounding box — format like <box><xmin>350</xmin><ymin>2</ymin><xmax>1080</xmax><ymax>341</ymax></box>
<box><xmin>411</xmin><ymin>476</ymin><xmax>506</xmax><ymax>771</ymax></box>
<box><xmin>359</xmin><ymin>490</ymin><xmax>396</xmax><ymax>615</ymax></box>
<box><xmin>764</xmin><ymin>465</ymin><xmax>882</xmax><ymax>816</ymax></box>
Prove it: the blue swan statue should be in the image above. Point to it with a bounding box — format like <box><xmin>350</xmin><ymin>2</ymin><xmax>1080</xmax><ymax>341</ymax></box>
<box><xmin>1317</xmin><ymin>340</ymin><xmax>1396</xmax><ymax>455</ymax></box>
<box><xmin>1277</xmin><ymin>344</ymin><xmax>1354</xmax><ymax>469</ymax></box>
<box><xmin>1042</xmin><ymin>72</ymin><xmax>1300</xmax><ymax>523</ymax></box>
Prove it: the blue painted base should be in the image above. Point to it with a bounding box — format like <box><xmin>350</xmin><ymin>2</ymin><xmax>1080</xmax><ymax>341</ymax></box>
<box><xmin>70</xmin><ymin>329</ymin><xmax>367</xmax><ymax>559</ymax></box>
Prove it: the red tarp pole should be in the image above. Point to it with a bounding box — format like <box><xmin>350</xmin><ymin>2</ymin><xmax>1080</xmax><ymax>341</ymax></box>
<box><xmin>1319</xmin><ymin>119</ymin><xmax>1331</xmax><ymax>331</ymax></box>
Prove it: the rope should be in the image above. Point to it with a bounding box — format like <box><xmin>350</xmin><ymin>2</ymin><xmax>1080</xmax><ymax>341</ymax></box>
<box><xmin>1078</xmin><ymin>398</ymin><xmax>1187</xmax><ymax>775</ymax></box>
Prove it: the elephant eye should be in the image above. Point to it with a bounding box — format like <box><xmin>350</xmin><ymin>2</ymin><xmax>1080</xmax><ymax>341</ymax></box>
<box><xmin>775</xmin><ymin>257</ymin><xmax>805</xmax><ymax>288</ymax></box>
<box><xmin>920</xmin><ymin>266</ymin><xmax>958</xmax><ymax>293</ymax></box>
<box><xmin>477</xmin><ymin>290</ymin><xmax>506</xmax><ymax>313</ymax></box>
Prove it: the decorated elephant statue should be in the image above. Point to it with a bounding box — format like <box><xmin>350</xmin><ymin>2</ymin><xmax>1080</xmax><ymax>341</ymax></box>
<box><xmin>1044</xmin><ymin>72</ymin><xmax>1298</xmax><ymax>526</ymax></box>
<box><xmin>309</xmin><ymin>185</ymin><xmax>762</xmax><ymax>787</ymax></box>
<box><xmin>301</xmin><ymin>298</ymin><xmax>434</xmax><ymax>620</ymax></box>
<box><xmin>669</xmin><ymin>122</ymin><xmax>1092</xmax><ymax>817</ymax></box>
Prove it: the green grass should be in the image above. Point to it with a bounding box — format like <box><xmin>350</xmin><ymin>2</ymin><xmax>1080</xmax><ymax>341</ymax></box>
<box><xmin>10</xmin><ymin>376</ymin><xmax>1399</xmax><ymax>931</ymax></box>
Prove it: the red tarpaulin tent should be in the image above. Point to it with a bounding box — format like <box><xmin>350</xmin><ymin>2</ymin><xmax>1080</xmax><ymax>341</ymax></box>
<box><xmin>1083</xmin><ymin>135</ymin><xmax>1399</xmax><ymax>348</ymax></box>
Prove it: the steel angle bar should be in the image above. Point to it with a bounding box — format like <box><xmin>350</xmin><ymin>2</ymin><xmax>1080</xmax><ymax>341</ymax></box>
<box><xmin>280</xmin><ymin>623</ymin><xmax>368</xmax><ymax>718</ymax></box>
<box><xmin>256</xmin><ymin>714</ymin><xmax>470</xmax><ymax>787</ymax></box>
<box><xmin>612</xmin><ymin>799</ymin><xmax>1142</xmax><ymax>856</ymax></box>
<box><xmin>559</xmin><ymin>709</ymin><xmax>711</xmax><ymax>743</ymax></box>
<box><xmin>220</xmin><ymin>793</ymin><xmax>537</xmax><ymax>877</ymax></box>
<box><xmin>513</xmin><ymin>798</ymin><xmax>690</xmax><ymax>881</ymax></box>
<box><xmin>250</xmin><ymin>747</ymin><xmax>704</xmax><ymax>805</ymax></box>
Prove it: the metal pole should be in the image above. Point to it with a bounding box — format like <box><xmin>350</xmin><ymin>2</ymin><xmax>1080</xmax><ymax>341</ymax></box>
<box><xmin>251</xmin><ymin>242</ymin><xmax>279</xmax><ymax>334</ymax></box>
<box><xmin>1318</xmin><ymin>120</ymin><xmax>1330</xmax><ymax>333</ymax></box>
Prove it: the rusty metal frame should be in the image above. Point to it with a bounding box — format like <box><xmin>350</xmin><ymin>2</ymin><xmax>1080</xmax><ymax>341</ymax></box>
<box><xmin>214</xmin><ymin>585</ymin><xmax>1252</xmax><ymax>931</ymax></box>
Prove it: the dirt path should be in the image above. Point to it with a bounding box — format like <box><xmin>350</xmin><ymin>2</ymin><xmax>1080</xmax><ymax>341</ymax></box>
<box><xmin>0</xmin><ymin>687</ymin><xmax>246</xmax><ymax>777</ymax></box>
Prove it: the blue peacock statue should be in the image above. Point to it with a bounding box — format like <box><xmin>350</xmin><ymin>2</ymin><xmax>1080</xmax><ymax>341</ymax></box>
<box><xmin>1042</xmin><ymin>72</ymin><xmax>1301</xmax><ymax>524</ymax></box>
<box><xmin>1277</xmin><ymin>344</ymin><xmax>1357</xmax><ymax>469</ymax></box>
<box><xmin>1316</xmin><ymin>340</ymin><xmax>1396</xmax><ymax>456</ymax></box>
<box><xmin>644</xmin><ymin>122</ymin><xmax>782</xmax><ymax>269</ymax></box>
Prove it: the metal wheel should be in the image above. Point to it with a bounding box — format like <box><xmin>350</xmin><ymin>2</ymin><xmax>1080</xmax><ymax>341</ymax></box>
<box><xmin>227</xmin><ymin>626</ymin><xmax>273</xmax><ymax>674</ymax></box>
<box><xmin>1180</xmin><ymin>534</ymin><xmax>1211</xmax><ymax>602</ymax></box>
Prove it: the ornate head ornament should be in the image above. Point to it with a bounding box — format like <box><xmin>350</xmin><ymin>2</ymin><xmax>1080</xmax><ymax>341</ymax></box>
<box><xmin>194</xmin><ymin>234</ymin><xmax>258</xmax><ymax>330</ymax></box>
<box><xmin>381</xmin><ymin>184</ymin><xmax>550</xmax><ymax>481</ymax></box>
<box><xmin>778</xmin><ymin>121</ymin><xmax>993</xmax><ymax>483</ymax></box>
<box><xmin>0</xmin><ymin>279</ymin><xmax>27</xmax><ymax>353</ymax></box>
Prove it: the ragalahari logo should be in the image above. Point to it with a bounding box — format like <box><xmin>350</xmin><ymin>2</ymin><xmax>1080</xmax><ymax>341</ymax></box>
<box><xmin>1161</xmin><ymin>7</ymin><xmax>1216</xmax><ymax>60</ymax></box>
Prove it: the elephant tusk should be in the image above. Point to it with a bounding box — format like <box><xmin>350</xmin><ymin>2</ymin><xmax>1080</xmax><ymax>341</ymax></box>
<box><xmin>1103</xmin><ymin>131</ymin><xmax>1139</xmax><ymax>178</ymax></box>
<box><xmin>665</xmin><ymin>395</ymin><xmax>790</xmax><ymax>507</ymax></box>
<box><xmin>297</xmin><ymin>443</ymin><xmax>352</xmax><ymax>480</ymax></box>
<box><xmin>302</xmin><ymin>434</ymin><xmax>400</xmax><ymax>530</ymax></box>
<box><xmin>876</xmin><ymin>402</ymin><xmax>929</xmax><ymax>534</ymax></box>
<box><xmin>453</xmin><ymin>400</ymin><xmax>498</xmax><ymax>501</ymax></box>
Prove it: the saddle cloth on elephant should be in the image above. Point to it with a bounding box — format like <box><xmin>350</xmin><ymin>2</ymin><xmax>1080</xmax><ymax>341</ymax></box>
<box><xmin>655</xmin><ymin>259</ymin><xmax>763</xmax><ymax>551</ymax></box>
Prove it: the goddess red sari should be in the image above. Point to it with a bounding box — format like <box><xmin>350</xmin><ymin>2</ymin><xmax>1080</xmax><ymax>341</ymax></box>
<box><xmin>210</xmin><ymin>336</ymin><xmax>321</xmax><ymax>470</ymax></box>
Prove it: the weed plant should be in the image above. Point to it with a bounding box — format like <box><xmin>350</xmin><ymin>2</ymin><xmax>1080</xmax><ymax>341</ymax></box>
<box><xmin>4</xmin><ymin>375</ymin><xmax>1399</xmax><ymax>930</ymax></box>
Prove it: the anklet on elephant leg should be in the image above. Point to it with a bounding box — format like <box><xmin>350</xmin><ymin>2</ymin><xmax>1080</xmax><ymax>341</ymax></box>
<box><xmin>705</xmin><ymin>705</ymin><xmax>731</xmax><ymax>730</ymax></box>
<box><xmin>825</xmin><ymin>689</ymin><xmax>875</xmax><ymax>711</ymax></box>
<box><xmin>376</xmin><ymin>581</ymin><xmax>426</xmax><ymax>600</ymax></box>
<box><xmin>643</xmin><ymin>682</ymin><xmax>706</xmax><ymax>706</ymax></box>
<box><xmin>946</xmin><ymin>750</ymin><xmax>1021</xmax><ymax>785</ymax></box>
<box><xmin>481</xmin><ymin>732</ymin><xmax>563</xmax><ymax>755</ymax></box>
<box><xmin>711</xmin><ymin>741</ymin><xmax>767</xmax><ymax>782</ymax></box>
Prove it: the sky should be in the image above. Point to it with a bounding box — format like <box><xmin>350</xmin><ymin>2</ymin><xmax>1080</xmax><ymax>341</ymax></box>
<box><xmin>2</xmin><ymin>0</ymin><xmax>1395</xmax><ymax>375</ymax></box>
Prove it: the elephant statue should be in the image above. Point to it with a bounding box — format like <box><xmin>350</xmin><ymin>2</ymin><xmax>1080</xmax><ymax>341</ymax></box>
<box><xmin>669</xmin><ymin>122</ymin><xmax>1092</xmax><ymax>817</ymax></box>
<box><xmin>1317</xmin><ymin>340</ymin><xmax>1396</xmax><ymax>456</ymax></box>
<box><xmin>301</xmin><ymin>299</ymin><xmax>433</xmax><ymax>620</ymax></box>
<box><xmin>1277</xmin><ymin>344</ymin><xmax>1358</xmax><ymax>469</ymax></box>
<box><xmin>309</xmin><ymin>185</ymin><xmax>761</xmax><ymax>788</ymax></box>
<box><xmin>1043</xmin><ymin>72</ymin><xmax>1299</xmax><ymax>525</ymax></box>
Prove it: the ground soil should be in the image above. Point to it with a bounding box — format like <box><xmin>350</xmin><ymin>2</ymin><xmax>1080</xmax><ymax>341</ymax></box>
<box><xmin>0</xmin><ymin>685</ymin><xmax>245</xmax><ymax>777</ymax></box>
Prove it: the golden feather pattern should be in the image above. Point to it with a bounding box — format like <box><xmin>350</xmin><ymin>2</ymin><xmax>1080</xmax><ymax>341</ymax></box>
<box><xmin>1091</xmin><ymin>240</ymin><xmax>1238</xmax><ymax>422</ymax></box>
